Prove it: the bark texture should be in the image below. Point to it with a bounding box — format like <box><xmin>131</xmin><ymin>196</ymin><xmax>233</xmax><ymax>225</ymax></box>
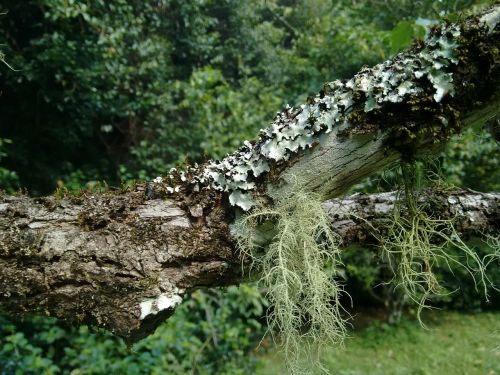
<box><xmin>325</xmin><ymin>189</ymin><xmax>499</xmax><ymax>246</ymax></box>
<box><xmin>0</xmin><ymin>188</ymin><xmax>498</xmax><ymax>341</ymax></box>
<box><xmin>0</xmin><ymin>188</ymin><xmax>240</xmax><ymax>342</ymax></box>
<box><xmin>0</xmin><ymin>5</ymin><xmax>499</xmax><ymax>342</ymax></box>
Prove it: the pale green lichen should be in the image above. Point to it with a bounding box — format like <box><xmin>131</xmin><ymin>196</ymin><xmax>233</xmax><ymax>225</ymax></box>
<box><xmin>140</xmin><ymin>292</ymin><xmax>183</xmax><ymax>320</ymax></box>
<box><xmin>380</xmin><ymin>163</ymin><xmax>496</xmax><ymax>324</ymax></box>
<box><xmin>234</xmin><ymin>182</ymin><xmax>347</xmax><ymax>374</ymax></box>
<box><xmin>228</xmin><ymin>190</ymin><xmax>255</xmax><ymax>212</ymax></box>
<box><xmin>153</xmin><ymin>20</ymin><xmax>470</xmax><ymax>210</ymax></box>
<box><xmin>480</xmin><ymin>6</ymin><xmax>500</xmax><ymax>32</ymax></box>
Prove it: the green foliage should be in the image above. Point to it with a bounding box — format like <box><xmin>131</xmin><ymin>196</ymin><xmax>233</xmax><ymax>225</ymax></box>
<box><xmin>235</xmin><ymin>182</ymin><xmax>347</xmax><ymax>373</ymax></box>
<box><xmin>0</xmin><ymin>138</ymin><xmax>19</xmax><ymax>192</ymax></box>
<box><xmin>1</xmin><ymin>1</ymin><xmax>176</xmax><ymax>192</ymax></box>
<box><xmin>440</xmin><ymin>128</ymin><xmax>500</xmax><ymax>191</ymax></box>
<box><xmin>387</xmin><ymin>20</ymin><xmax>425</xmax><ymax>55</ymax></box>
<box><xmin>0</xmin><ymin>285</ymin><xmax>267</xmax><ymax>374</ymax></box>
<box><xmin>173</xmin><ymin>67</ymin><xmax>282</xmax><ymax>159</ymax></box>
<box><xmin>1</xmin><ymin>0</ymin><xmax>487</xmax><ymax>193</ymax></box>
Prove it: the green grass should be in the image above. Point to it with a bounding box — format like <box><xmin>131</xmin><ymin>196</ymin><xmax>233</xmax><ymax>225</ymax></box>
<box><xmin>255</xmin><ymin>311</ymin><xmax>500</xmax><ymax>375</ymax></box>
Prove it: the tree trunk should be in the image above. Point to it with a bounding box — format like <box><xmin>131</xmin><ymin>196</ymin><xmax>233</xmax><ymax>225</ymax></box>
<box><xmin>0</xmin><ymin>5</ymin><xmax>499</xmax><ymax>342</ymax></box>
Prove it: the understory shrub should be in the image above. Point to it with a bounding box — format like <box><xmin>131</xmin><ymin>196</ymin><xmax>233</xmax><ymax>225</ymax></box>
<box><xmin>0</xmin><ymin>285</ymin><xmax>267</xmax><ymax>375</ymax></box>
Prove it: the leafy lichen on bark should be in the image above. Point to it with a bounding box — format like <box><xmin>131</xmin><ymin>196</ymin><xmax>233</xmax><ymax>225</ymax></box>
<box><xmin>147</xmin><ymin>5</ymin><xmax>500</xmax><ymax>211</ymax></box>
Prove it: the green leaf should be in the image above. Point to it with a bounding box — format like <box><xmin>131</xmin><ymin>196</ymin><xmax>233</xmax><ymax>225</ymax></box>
<box><xmin>389</xmin><ymin>20</ymin><xmax>415</xmax><ymax>54</ymax></box>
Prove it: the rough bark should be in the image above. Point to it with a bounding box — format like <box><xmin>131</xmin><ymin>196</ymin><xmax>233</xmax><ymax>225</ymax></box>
<box><xmin>0</xmin><ymin>5</ymin><xmax>499</xmax><ymax>342</ymax></box>
<box><xmin>0</xmin><ymin>188</ymin><xmax>240</xmax><ymax>342</ymax></box>
<box><xmin>325</xmin><ymin>189</ymin><xmax>499</xmax><ymax>246</ymax></box>
<box><xmin>0</xmin><ymin>188</ymin><xmax>498</xmax><ymax>342</ymax></box>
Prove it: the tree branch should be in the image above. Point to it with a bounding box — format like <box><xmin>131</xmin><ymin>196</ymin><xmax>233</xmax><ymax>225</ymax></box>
<box><xmin>325</xmin><ymin>189</ymin><xmax>499</xmax><ymax>246</ymax></box>
<box><xmin>0</xmin><ymin>188</ymin><xmax>497</xmax><ymax>341</ymax></box>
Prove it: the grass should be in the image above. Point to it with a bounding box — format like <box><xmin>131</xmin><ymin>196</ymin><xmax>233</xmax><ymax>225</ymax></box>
<box><xmin>255</xmin><ymin>310</ymin><xmax>500</xmax><ymax>375</ymax></box>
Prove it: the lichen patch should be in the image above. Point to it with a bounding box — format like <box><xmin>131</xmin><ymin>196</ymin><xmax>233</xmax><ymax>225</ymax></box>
<box><xmin>140</xmin><ymin>293</ymin><xmax>183</xmax><ymax>320</ymax></box>
<box><xmin>150</xmin><ymin>15</ymin><xmax>495</xmax><ymax>211</ymax></box>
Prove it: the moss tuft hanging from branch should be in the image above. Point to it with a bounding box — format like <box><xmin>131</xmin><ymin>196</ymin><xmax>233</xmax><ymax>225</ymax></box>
<box><xmin>234</xmin><ymin>163</ymin><xmax>499</xmax><ymax>373</ymax></box>
<box><xmin>379</xmin><ymin>162</ymin><xmax>498</xmax><ymax>324</ymax></box>
<box><xmin>234</xmin><ymin>179</ymin><xmax>348</xmax><ymax>373</ymax></box>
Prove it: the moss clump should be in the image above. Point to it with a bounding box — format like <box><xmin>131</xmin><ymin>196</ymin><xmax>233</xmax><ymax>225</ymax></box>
<box><xmin>234</xmin><ymin>180</ymin><xmax>347</xmax><ymax>373</ymax></box>
<box><xmin>380</xmin><ymin>162</ymin><xmax>495</xmax><ymax>324</ymax></box>
<box><xmin>484</xmin><ymin>233</ymin><xmax>500</xmax><ymax>267</ymax></box>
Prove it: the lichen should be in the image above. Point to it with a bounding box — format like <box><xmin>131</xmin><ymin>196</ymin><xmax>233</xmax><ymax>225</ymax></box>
<box><xmin>233</xmin><ymin>181</ymin><xmax>347</xmax><ymax>373</ymax></box>
<box><xmin>140</xmin><ymin>292</ymin><xmax>183</xmax><ymax>320</ymax></box>
<box><xmin>480</xmin><ymin>6</ymin><xmax>500</xmax><ymax>32</ymax></box>
<box><xmin>379</xmin><ymin>163</ymin><xmax>496</xmax><ymax>324</ymax></box>
<box><xmin>151</xmin><ymin>15</ymin><xmax>491</xmax><ymax>211</ymax></box>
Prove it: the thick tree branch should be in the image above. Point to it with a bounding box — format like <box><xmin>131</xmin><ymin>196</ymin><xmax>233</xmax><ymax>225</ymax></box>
<box><xmin>0</xmin><ymin>6</ymin><xmax>499</xmax><ymax>342</ymax></box>
<box><xmin>165</xmin><ymin>5</ymin><xmax>500</xmax><ymax>208</ymax></box>
<box><xmin>0</xmin><ymin>188</ymin><xmax>498</xmax><ymax>341</ymax></box>
<box><xmin>0</xmin><ymin>189</ymin><xmax>240</xmax><ymax>342</ymax></box>
<box><xmin>325</xmin><ymin>189</ymin><xmax>499</xmax><ymax>245</ymax></box>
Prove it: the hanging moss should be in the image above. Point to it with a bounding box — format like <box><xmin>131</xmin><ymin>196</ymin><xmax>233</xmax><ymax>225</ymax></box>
<box><xmin>234</xmin><ymin>179</ymin><xmax>347</xmax><ymax>374</ymax></box>
<box><xmin>379</xmin><ymin>162</ymin><xmax>496</xmax><ymax>324</ymax></box>
<box><xmin>232</xmin><ymin>161</ymin><xmax>498</xmax><ymax>375</ymax></box>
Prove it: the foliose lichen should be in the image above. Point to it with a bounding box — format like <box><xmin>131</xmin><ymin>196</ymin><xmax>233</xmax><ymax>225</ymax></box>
<box><xmin>154</xmin><ymin>22</ymin><xmax>472</xmax><ymax>210</ymax></box>
<box><xmin>140</xmin><ymin>291</ymin><xmax>183</xmax><ymax>320</ymax></box>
